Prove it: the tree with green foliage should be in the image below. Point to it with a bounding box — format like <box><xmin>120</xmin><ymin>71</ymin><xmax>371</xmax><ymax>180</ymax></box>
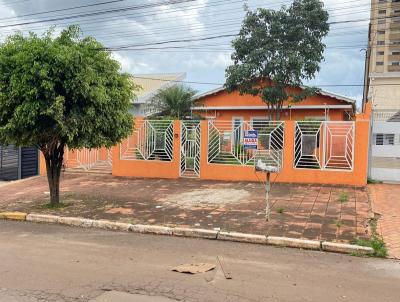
<box><xmin>150</xmin><ymin>85</ymin><xmax>197</xmax><ymax>119</ymax></box>
<box><xmin>0</xmin><ymin>26</ymin><xmax>136</xmax><ymax>205</ymax></box>
<box><xmin>225</xmin><ymin>0</ymin><xmax>330</xmax><ymax>120</ymax></box>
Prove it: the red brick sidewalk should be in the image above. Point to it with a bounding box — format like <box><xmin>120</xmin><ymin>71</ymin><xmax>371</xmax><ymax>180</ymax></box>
<box><xmin>369</xmin><ymin>184</ymin><xmax>400</xmax><ymax>259</ymax></box>
<box><xmin>0</xmin><ymin>173</ymin><xmax>371</xmax><ymax>243</ymax></box>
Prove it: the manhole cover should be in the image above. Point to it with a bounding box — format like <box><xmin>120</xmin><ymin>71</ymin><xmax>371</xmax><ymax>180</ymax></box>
<box><xmin>91</xmin><ymin>291</ymin><xmax>176</xmax><ymax>302</ymax></box>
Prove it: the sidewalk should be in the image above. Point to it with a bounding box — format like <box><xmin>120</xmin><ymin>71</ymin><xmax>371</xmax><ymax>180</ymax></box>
<box><xmin>369</xmin><ymin>184</ymin><xmax>400</xmax><ymax>259</ymax></box>
<box><xmin>0</xmin><ymin>173</ymin><xmax>371</xmax><ymax>243</ymax></box>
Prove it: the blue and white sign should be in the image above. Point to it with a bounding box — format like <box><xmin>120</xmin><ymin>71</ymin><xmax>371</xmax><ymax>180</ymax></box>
<box><xmin>244</xmin><ymin>130</ymin><xmax>258</xmax><ymax>150</ymax></box>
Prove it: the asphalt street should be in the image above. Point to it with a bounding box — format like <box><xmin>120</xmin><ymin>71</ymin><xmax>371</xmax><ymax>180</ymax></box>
<box><xmin>0</xmin><ymin>220</ymin><xmax>399</xmax><ymax>302</ymax></box>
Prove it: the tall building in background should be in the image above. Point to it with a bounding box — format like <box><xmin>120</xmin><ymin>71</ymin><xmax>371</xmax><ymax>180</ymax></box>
<box><xmin>367</xmin><ymin>0</ymin><xmax>400</xmax><ymax>111</ymax></box>
<box><xmin>366</xmin><ymin>0</ymin><xmax>400</xmax><ymax>182</ymax></box>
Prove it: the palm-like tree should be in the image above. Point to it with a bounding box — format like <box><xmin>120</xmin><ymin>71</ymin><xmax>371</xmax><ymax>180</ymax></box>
<box><xmin>150</xmin><ymin>85</ymin><xmax>197</xmax><ymax>119</ymax></box>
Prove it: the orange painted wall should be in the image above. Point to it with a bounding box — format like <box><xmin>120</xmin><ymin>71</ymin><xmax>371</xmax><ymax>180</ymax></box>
<box><xmin>197</xmin><ymin>109</ymin><xmax>346</xmax><ymax>121</ymax></box>
<box><xmin>199</xmin><ymin>118</ymin><xmax>370</xmax><ymax>186</ymax></box>
<box><xmin>194</xmin><ymin>88</ymin><xmax>352</xmax><ymax>122</ymax></box>
<box><xmin>196</xmin><ymin>88</ymin><xmax>351</xmax><ymax>107</ymax></box>
<box><xmin>39</xmin><ymin>152</ymin><xmax>46</xmax><ymax>176</ymax></box>
<box><xmin>112</xmin><ymin>120</ymin><xmax>181</xmax><ymax>179</ymax></box>
<box><xmin>38</xmin><ymin>107</ymin><xmax>370</xmax><ymax>187</ymax></box>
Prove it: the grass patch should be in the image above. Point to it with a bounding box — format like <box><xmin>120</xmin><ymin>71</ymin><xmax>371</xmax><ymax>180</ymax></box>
<box><xmin>338</xmin><ymin>192</ymin><xmax>348</xmax><ymax>203</ymax></box>
<box><xmin>335</xmin><ymin>220</ymin><xmax>343</xmax><ymax>228</ymax></box>
<box><xmin>353</xmin><ymin>218</ymin><xmax>388</xmax><ymax>258</ymax></box>
<box><xmin>367</xmin><ymin>177</ymin><xmax>383</xmax><ymax>184</ymax></box>
<box><xmin>40</xmin><ymin>202</ymin><xmax>70</xmax><ymax>210</ymax></box>
<box><xmin>276</xmin><ymin>207</ymin><xmax>285</xmax><ymax>214</ymax></box>
<box><xmin>355</xmin><ymin>236</ymin><xmax>387</xmax><ymax>258</ymax></box>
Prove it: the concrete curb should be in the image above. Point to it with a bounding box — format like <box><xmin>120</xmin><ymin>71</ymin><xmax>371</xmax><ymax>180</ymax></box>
<box><xmin>267</xmin><ymin>236</ymin><xmax>321</xmax><ymax>250</ymax></box>
<box><xmin>218</xmin><ymin>231</ymin><xmax>267</xmax><ymax>244</ymax></box>
<box><xmin>321</xmin><ymin>241</ymin><xmax>373</xmax><ymax>255</ymax></box>
<box><xmin>0</xmin><ymin>212</ymin><xmax>375</xmax><ymax>256</ymax></box>
<box><xmin>0</xmin><ymin>212</ymin><xmax>27</xmax><ymax>221</ymax></box>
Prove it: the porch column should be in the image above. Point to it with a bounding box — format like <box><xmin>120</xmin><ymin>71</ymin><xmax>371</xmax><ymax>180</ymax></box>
<box><xmin>282</xmin><ymin>121</ymin><xmax>295</xmax><ymax>175</ymax></box>
<box><xmin>199</xmin><ymin>120</ymin><xmax>209</xmax><ymax>179</ymax></box>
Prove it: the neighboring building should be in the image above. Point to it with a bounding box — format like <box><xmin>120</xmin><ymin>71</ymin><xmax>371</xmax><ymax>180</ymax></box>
<box><xmin>130</xmin><ymin>73</ymin><xmax>186</xmax><ymax>117</ymax></box>
<box><xmin>366</xmin><ymin>0</ymin><xmax>400</xmax><ymax>182</ymax></box>
<box><xmin>0</xmin><ymin>145</ymin><xmax>38</xmax><ymax>181</ymax></box>
<box><xmin>192</xmin><ymin>86</ymin><xmax>356</xmax><ymax>121</ymax></box>
<box><xmin>367</xmin><ymin>0</ymin><xmax>400</xmax><ymax>111</ymax></box>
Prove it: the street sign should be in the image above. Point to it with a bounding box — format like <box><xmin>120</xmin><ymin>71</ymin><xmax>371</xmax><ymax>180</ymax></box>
<box><xmin>244</xmin><ymin>130</ymin><xmax>258</xmax><ymax>150</ymax></box>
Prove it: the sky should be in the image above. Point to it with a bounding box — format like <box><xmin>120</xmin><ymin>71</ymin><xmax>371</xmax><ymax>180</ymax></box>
<box><xmin>0</xmin><ymin>0</ymin><xmax>371</xmax><ymax>107</ymax></box>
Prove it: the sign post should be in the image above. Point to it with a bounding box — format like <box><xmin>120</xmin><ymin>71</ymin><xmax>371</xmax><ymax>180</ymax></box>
<box><xmin>255</xmin><ymin>156</ymin><xmax>279</xmax><ymax>222</ymax></box>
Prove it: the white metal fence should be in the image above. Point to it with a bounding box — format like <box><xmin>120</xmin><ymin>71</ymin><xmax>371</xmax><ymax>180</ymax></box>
<box><xmin>120</xmin><ymin>120</ymin><xmax>174</xmax><ymax>161</ymax></box>
<box><xmin>294</xmin><ymin>121</ymin><xmax>354</xmax><ymax>170</ymax></box>
<box><xmin>64</xmin><ymin>147</ymin><xmax>100</xmax><ymax>171</ymax></box>
<box><xmin>207</xmin><ymin>120</ymin><xmax>284</xmax><ymax>168</ymax></box>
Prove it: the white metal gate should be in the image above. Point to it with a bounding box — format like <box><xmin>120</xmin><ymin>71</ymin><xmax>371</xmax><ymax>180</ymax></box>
<box><xmin>180</xmin><ymin>121</ymin><xmax>201</xmax><ymax>178</ymax></box>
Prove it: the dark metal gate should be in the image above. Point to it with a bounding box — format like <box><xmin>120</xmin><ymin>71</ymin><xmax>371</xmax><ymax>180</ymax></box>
<box><xmin>0</xmin><ymin>145</ymin><xmax>18</xmax><ymax>180</ymax></box>
<box><xmin>21</xmin><ymin>147</ymin><xmax>39</xmax><ymax>179</ymax></box>
<box><xmin>0</xmin><ymin>145</ymin><xmax>38</xmax><ymax>180</ymax></box>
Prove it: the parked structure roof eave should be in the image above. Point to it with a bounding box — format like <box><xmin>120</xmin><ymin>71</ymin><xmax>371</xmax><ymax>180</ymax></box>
<box><xmin>192</xmin><ymin>85</ymin><xmax>356</xmax><ymax>108</ymax></box>
<box><xmin>192</xmin><ymin>105</ymin><xmax>354</xmax><ymax>110</ymax></box>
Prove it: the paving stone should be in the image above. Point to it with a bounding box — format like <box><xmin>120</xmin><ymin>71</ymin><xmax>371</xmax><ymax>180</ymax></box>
<box><xmin>0</xmin><ymin>174</ymin><xmax>371</xmax><ymax>247</ymax></box>
<box><xmin>369</xmin><ymin>184</ymin><xmax>400</xmax><ymax>259</ymax></box>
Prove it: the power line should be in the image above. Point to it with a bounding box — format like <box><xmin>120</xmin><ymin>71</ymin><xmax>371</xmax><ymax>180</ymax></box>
<box><xmin>0</xmin><ymin>1</ymin><xmax>372</xmax><ymax>42</ymax></box>
<box><xmin>0</xmin><ymin>0</ymin><xmax>197</xmax><ymax>29</ymax></box>
<box><xmin>0</xmin><ymin>0</ymin><xmax>129</xmax><ymax>21</ymax></box>
<box><xmin>0</xmin><ymin>0</ymin><xmax>372</xmax><ymax>32</ymax></box>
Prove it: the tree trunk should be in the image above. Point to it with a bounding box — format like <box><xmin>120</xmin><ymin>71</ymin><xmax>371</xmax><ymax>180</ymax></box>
<box><xmin>276</xmin><ymin>104</ymin><xmax>281</xmax><ymax>121</ymax></box>
<box><xmin>42</xmin><ymin>143</ymin><xmax>65</xmax><ymax>206</ymax></box>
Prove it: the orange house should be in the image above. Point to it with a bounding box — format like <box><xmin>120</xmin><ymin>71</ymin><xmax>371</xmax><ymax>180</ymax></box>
<box><xmin>45</xmin><ymin>85</ymin><xmax>371</xmax><ymax>186</ymax></box>
<box><xmin>192</xmin><ymin>86</ymin><xmax>356</xmax><ymax>122</ymax></box>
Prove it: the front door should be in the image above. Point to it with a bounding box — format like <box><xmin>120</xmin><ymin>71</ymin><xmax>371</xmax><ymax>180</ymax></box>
<box><xmin>180</xmin><ymin>121</ymin><xmax>201</xmax><ymax>178</ymax></box>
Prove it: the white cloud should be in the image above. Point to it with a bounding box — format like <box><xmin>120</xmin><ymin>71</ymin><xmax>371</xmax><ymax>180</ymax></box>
<box><xmin>0</xmin><ymin>0</ymin><xmax>371</xmax><ymax>99</ymax></box>
<box><xmin>152</xmin><ymin>0</ymin><xmax>208</xmax><ymax>36</ymax></box>
<box><xmin>112</xmin><ymin>52</ymin><xmax>154</xmax><ymax>74</ymax></box>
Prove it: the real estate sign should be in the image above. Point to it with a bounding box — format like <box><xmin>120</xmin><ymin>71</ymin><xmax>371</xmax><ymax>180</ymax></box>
<box><xmin>244</xmin><ymin>130</ymin><xmax>258</xmax><ymax>150</ymax></box>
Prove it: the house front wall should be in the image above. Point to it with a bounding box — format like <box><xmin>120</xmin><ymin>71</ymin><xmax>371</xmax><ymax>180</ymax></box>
<box><xmin>198</xmin><ymin>109</ymin><xmax>346</xmax><ymax>121</ymax></box>
<box><xmin>193</xmin><ymin>89</ymin><xmax>352</xmax><ymax>121</ymax></box>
